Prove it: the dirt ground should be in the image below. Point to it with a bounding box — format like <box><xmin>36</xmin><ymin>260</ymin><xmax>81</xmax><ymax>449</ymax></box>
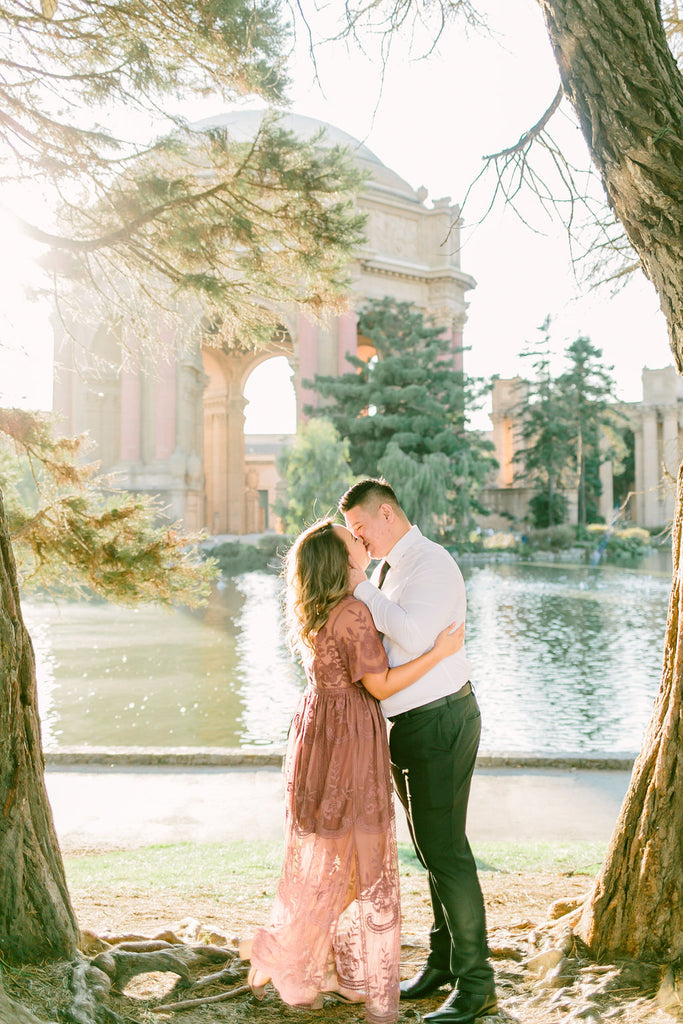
<box><xmin>3</xmin><ymin>869</ymin><xmax>679</xmax><ymax>1024</ymax></box>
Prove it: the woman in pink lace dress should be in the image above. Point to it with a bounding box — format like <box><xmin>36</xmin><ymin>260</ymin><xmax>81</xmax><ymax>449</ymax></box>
<box><xmin>246</xmin><ymin>519</ymin><xmax>464</xmax><ymax>1024</ymax></box>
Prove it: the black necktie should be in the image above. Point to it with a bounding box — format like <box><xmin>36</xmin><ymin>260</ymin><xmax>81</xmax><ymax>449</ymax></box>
<box><xmin>378</xmin><ymin>560</ymin><xmax>390</xmax><ymax>589</ymax></box>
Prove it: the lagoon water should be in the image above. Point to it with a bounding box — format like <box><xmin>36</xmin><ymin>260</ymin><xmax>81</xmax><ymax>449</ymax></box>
<box><xmin>26</xmin><ymin>557</ymin><xmax>672</xmax><ymax>757</ymax></box>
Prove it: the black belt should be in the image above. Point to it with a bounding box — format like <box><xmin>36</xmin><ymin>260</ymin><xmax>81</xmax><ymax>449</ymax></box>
<box><xmin>388</xmin><ymin>681</ymin><xmax>472</xmax><ymax>723</ymax></box>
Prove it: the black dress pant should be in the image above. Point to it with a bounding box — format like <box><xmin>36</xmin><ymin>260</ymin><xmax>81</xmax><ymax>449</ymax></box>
<box><xmin>389</xmin><ymin>688</ymin><xmax>494</xmax><ymax>995</ymax></box>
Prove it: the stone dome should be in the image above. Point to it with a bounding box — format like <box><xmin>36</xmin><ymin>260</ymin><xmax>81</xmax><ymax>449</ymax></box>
<box><xmin>192</xmin><ymin>109</ymin><xmax>423</xmax><ymax>203</ymax></box>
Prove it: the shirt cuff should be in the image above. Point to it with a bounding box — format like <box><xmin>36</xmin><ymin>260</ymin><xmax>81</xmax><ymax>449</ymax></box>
<box><xmin>354</xmin><ymin>578</ymin><xmax>377</xmax><ymax>600</ymax></box>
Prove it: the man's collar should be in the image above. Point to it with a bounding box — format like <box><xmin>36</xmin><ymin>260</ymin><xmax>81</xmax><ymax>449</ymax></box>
<box><xmin>385</xmin><ymin>524</ymin><xmax>421</xmax><ymax>567</ymax></box>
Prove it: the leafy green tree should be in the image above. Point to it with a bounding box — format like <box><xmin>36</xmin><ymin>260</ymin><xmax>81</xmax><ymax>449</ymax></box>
<box><xmin>528</xmin><ymin>490</ymin><xmax>569</xmax><ymax>530</ymax></box>
<box><xmin>307</xmin><ymin>297</ymin><xmax>496</xmax><ymax>540</ymax></box>
<box><xmin>378</xmin><ymin>445</ymin><xmax>451</xmax><ymax>538</ymax></box>
<box><xmin>275</xmin><ymin>419</ymin><xmax>354</xmax><ymax>534</ymax></box>
<box><xmin>515</xmin><ymin>319</ymin><xmax>575</xmax><ymax>529</ymax></box>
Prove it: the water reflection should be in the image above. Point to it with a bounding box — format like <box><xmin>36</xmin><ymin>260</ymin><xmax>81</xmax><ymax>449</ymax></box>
<box><xmin>464</xmin><ymin>562</ymin><xmax>669</xmax><ymax>754</ymax></box>
<box><xmin>231</xmin><ymin>574</ymin><xmax>302</xmax><ymax>746</ymax></box>
<box><xmin>24</xmin><ymin>560</ymin><xmax>671</xmax><ymax>755</ymax></box>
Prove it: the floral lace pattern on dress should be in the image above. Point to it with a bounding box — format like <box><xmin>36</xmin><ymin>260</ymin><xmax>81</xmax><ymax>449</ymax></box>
<box><xmin>250</xmin><ymin>597</ymin><xmax>400</xmax><ymax>1024</ymax></box>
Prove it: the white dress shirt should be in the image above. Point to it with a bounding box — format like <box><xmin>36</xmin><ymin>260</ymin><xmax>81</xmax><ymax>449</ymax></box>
<box><xmin>353</xmin><ymin>525</ymin><xmax>472</xmax><ymax>717</ymax></box>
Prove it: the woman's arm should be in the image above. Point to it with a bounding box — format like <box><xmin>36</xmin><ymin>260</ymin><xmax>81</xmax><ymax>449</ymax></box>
<box><xmin>361</xmin><ymin>621</ymin><xmax>465</xmax><ymax>701</ymax></box>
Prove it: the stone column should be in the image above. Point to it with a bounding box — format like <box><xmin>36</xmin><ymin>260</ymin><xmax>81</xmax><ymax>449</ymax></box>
<box><xmin>177</xmin><ymin>350</ymin><xmax>208</xmax><ymax>531</ymax></box>
<box><xmin>155</xmin><ymin>355</ymin><xmax>176</xmax><ymax>461</ymax></box>
<box><xmin>204</xmin><ymin>394</ymin><xmax>227</xmax><ymax>534</ymax></box>
<box><xmin>86</xmin><ymin>382</ymin><xmax>120</xmax><ymax>471</ymax></box>
<box><xmin>641</xmin><ymin>409</ymin><xmax>661</xmax><ymax>527</ymax></box>
<box><xmin>317</xmin><ymin>320</ymin><xmax>338</xmax><ymax>376</ymax></box>
<box><xmin>338</xmin><ymin>311</ymin><xmax>358</xmax><ymax>374</ymax></box>
<box><xmin>633</xmin><ymin>417</ymin><xmax>645</xmax><ymax>525</ymax></box>
<box><xmin>225</xmin><ymin>392</ymin><xmax>247</xmax><ymax>534</ymax></box>
<box><xmin>120</xmin><ymin>361</ymin><xmax>141</xmax><ymax>463</ymax></box>
<box><xmin>295</xmin><ymin>314</ymin><xmax>318</xmax><ymax>423</ymax></box>
<box><xmin>663</xmin><ymin>407</ymin><xmax>681</xmax><ymax>522</ymax></box>
<box><xmin>51</xmin><ymin>322</ymin><xmax>75</xmax><ymax>431</ymax></box>
<box><xmin>489</xmin><ymin>379</ymin><xmax>525</xmax><ymax>488</ymax></box>
<box><xmin>599</xmin><ymin>461</ymin><xmax>614</xmax><ymax>521</ymax></box>
<box><xmin>451</xmin><ymin>324</ymin><xmax>464</xmax><ymax>374</ymax></box>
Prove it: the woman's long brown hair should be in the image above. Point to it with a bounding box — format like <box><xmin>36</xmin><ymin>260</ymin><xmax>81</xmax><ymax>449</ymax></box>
<box><xmin>284</xmin><ymin>519</ymin><xmax>349</xmax><ymax>653</ymax></box>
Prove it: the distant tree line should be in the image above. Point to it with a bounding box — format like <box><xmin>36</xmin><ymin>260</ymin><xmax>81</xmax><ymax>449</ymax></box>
<box><xmin>276</xmin><ymin>301</ymin><xmax>630</xmax><ymax>539</ymax></box>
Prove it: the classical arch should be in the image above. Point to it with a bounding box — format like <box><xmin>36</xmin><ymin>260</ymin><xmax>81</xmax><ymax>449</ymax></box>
<box><xmin>201</xmin><ymin>332</ymin><xmax>296</xmax><ymax>535</ymax></box>
<box><xmin>53</xmin><ymin>112</ymin><xmax>477</xmax><ymax>536</ymax></box>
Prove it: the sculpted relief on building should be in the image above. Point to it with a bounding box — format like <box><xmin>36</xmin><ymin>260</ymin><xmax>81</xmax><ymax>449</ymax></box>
<box><xmin>53</xmin><ymin>113</ymin><xmax>476</xmax><ymax>536</ymax></box>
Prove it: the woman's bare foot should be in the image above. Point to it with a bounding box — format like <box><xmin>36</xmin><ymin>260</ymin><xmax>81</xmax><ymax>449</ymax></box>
<box><xmin>248</xmin><ymin>966</ymin><xmax>271</xmax><ymax>999</ymax></box>
<box><xmin>323</xmin><ymin>984</ymin><xmax>365</xmax><ymax>1004</ymax></box>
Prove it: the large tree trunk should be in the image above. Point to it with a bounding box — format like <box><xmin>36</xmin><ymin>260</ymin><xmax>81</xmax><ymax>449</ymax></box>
<box><xmin>576</xmin><ymin>463</ymin><xmax>683</xmax><ymax>959</ymax></box>
<box><xmin>0</xmin><ymin>490</ymin><xmax>78</xmax><ymax>962</ymax></box>
<box><xmin>539</xmin><ymin>0</ymin><xmax>683</xmax><ymax>959</ymax></box>
<box><xmin>540</xmin><ymin>0</ymin><xmax>683</xmax><ymax>367</ymax></box>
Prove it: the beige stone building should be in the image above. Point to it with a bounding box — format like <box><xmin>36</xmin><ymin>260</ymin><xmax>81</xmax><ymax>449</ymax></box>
<box><xmin>53</xmin><ymin>112</ymin><xmax>475</xmax><ymax>535</ymax></box>
<box><xmin>627</xmin><ymin>366</ymin><xmax>683</xmax><ymax>527</ymax></box>
<box><xmin>484</xmin><ymin>366</ymin><xmax>683</xmax><ymax>530</ymax></box>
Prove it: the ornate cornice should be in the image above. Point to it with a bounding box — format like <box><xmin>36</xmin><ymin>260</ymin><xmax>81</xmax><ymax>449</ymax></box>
<box><xmin>360</xmin><ymin>258</ymin><xmax>476</xmax><ymax>291</ymax></box>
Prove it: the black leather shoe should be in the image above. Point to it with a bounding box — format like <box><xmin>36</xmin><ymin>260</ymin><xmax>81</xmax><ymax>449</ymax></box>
<box><xmin>423</xmin><ymin>988</ymin><xmax>498</xmax><ymax>1023</ymax></box>
<box><xmin>399</xmin><ymin>966</ymin><xmax>455</xmax><ymax>1000</ymax></box>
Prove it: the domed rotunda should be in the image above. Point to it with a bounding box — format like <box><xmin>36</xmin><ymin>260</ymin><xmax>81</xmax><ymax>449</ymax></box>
<box><xmin>53</xmin><ymin>112</ymin><xmax>476</xmax><ymax>535</ymax></box>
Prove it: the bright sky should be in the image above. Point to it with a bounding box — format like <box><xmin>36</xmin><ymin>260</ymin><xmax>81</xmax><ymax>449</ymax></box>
<box><xmin>0</xmin><ymin>0</ymin><xmax>673</xmax><ymax>430</ymax></box>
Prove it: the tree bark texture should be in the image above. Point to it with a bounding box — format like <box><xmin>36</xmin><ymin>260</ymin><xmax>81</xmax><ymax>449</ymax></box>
<box><xmin>540</xmin><ymin>0</ymin><xmax>683</xmax><ymax>367</ymax></box>
<box><xmin>539</xmin><ymin>0</ymin><xmax>683</xmax><ymax>961</ymax></box>
<box><xmin>576</xmin><ymin>461</ymin><xmax>683</xmax><ymax>960</ymax></box>
<box><xmin>0</xmin><ymin>491</ymin><xmax>79</xmax><ymax>962</ymax></box>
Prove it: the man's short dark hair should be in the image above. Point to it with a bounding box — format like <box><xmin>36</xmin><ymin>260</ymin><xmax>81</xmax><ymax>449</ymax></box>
<box><xmin>339</xmin><ymin>478</ymin><xmax>400</xmax><ymax>514</ymax></box>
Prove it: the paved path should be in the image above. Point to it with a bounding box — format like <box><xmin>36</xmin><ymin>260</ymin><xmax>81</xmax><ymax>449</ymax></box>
<box><xmin>45</xmin><ymin>764</ymin><xmax>632</xmax><ymax>854</ymax></box>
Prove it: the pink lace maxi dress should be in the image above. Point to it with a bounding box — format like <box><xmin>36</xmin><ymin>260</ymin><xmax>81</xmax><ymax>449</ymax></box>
<box><xmin>250</xmin><ymin>594</ymin><xmax>401</xmax><ymax>1024</ymax></box>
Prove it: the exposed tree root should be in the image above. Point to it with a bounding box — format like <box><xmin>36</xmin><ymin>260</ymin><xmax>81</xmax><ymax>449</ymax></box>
<box><xmin>89</xmin><ymin>941</ymin><xmax>234</xmax><ymax>993</ymax></box>
<box><xmin>0</xmin><ymin>932</ymin><xmax>246</xmax><ymax>1024</ymax></box>
<box><xmin>63</xmin><ymin>939</ymin><xmax>244</xmax><ymax>1020</ymax></box>
<box><xmin>149</xmin><ymin>985</ymin><xmax>250</xmax><ymax>1012</ymax></box>
<box><xmin>64</xmin><ymin>959</ymin><xmax>118</xmax><ymax>1024</ymax></box>
<box><xmin>4</xmin><ymin>908</ymin><xmax>680</xmax><ymax>1023</ymax></box>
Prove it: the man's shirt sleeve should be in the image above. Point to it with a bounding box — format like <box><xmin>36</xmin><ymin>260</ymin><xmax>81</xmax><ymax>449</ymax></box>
<box><xmin>354</xmin><ymin>556</ymin><xmax>465</xmax><ymax>655</ymax></box>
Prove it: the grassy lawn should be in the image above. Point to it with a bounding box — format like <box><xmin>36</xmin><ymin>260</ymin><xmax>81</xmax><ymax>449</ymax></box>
<box><xmin>64</xmin><ymin>839</ymin><xmax>606</xmax><ymax>897</ymax></box>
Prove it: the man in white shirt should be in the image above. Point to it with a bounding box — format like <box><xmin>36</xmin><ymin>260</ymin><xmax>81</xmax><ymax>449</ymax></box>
<box><xmin>341</xmin><ymin>479</ymin><xmax>496</xmax><ymax>1024</ymax></box>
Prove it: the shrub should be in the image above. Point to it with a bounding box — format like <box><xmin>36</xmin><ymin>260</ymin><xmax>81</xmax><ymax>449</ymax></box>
<box><xmin>483</xmin><ymin>532</ymin><xmax>518</xmax><ymax>550</ymax></box>
<box><xmin>529</xmin><ymin>491</ymin><xmax>569</xmax><ymax>529</ymax></box>
<box><xmin>528</xmin><ymin>525</ymin><xmax>577</xmax><ymax>551</ymax></box>
<box><xmin>585</xmin><ymin>524</ymin><xmax>651</xmax><ymax>560</ymax></box>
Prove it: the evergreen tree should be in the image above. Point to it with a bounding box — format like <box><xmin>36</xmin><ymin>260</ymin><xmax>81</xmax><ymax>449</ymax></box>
<box><xmin>558</xmin><ymin>336</ymin><xmax>626</xmax><ymax>530</ymax></box>
<box><xmin>1</xmin><ymin>1</ymin><xmax>366</xmax><ymax>348</ymax></box>
<box><xmin>307</xmin><ymin>297</ymin><xmax>495</xmax><ymax>540</ymax></box>
<box><xmin>515</xmin><ymin>319</ymin><xmax>574</xmax><ymax>529</ymax></box>
<box><xmin>0</xmin><ymin>409</ymin><xmax>215</xmax><ymax>605</ymax></box>
<box><xmin>274</xmin><ymin>419</ymin><xmax>354</xmax><ymax>534</ymax></box>
<box><xmin>517</xmin><ymin>325</ymin><xmax>627</xmax><ymax>531</ymax></box>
